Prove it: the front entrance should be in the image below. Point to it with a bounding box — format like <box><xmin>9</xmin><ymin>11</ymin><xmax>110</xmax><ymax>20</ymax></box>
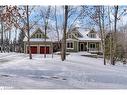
<box><xmin>80</xmin><ymin>43</ymin><xmax>84</xmax><ymax>51</ymax></box>
<box><xmin>79</xmin><ymin>43</ymin><xmax>87</xmax><ymax>51</ymax></box>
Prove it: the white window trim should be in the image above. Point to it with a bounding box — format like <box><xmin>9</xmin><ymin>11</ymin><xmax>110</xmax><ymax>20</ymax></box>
<box><xmin>89</xmin><ymin>43</ymin><xmax>96</xmax><ymax>49</ymax></box>
<box><xmin>89</xmin><ymin>33</ymin><xmax>96</xmax><ymax>38</ymax></box>
<box><xmin>66</xmin><ymin>41</ymin><xmax>74</xmax><ymax>49</ymax></box>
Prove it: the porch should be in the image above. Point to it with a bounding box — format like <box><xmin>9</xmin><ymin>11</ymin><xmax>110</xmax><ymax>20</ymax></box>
<box><xmin>79</xmin><ymin>42</ymin><xmax>102</xmax><ymax>52</ymax></box>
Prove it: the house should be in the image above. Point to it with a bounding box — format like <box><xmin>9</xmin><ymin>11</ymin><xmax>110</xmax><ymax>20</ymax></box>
<box><xmin>23</xmin><ymin>27</ymin><xmax>102</xmax><ymax>54</ymax></box>
<box><xmin>66</xmin><ymin>27</ymin><xmax>102</xmax><ymax>53</ymax></box>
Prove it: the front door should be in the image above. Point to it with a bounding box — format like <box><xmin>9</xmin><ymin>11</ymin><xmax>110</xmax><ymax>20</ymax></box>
<box><xmin>80</xmin><ymin>43</ymin><xmax>84</xmax><ymax>51</ymax></box>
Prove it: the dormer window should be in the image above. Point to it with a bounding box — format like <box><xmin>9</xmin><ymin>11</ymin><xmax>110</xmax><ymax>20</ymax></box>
<box><xmin>36</xmin><ymin>34</ymin><xmax>42</xmax><ymax>38</ymax></box>
<box><xmin>36</xmin><ymin>34</ymin><xmax>39</xmax><ymax>38</ymax></box>
<box><xmin>39</xmin><ymin>34</ymin><xmax>42</xmax><ymax>38</ymax></box>
<box><xmin>89</xmin><ymin>33</ymin><xmax>96</xmax><ymax>38</ymax></box>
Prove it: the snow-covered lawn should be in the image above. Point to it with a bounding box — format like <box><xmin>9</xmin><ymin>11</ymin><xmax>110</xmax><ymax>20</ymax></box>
<box><xmin>0</xmin><ymin>52</ymin><xmax>127</xmax><ymax>89</ymax></box>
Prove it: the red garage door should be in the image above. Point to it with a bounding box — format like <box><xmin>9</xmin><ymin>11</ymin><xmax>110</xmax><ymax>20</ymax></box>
<box><xmin>27</xmin><ymin>46</ymin><xmax>37</xmax><ymax>54</ymax></box>
<box><xmin>40</xmin><ymin>46</ymin><xmax>50</xmax><ymax>54</ymax></box>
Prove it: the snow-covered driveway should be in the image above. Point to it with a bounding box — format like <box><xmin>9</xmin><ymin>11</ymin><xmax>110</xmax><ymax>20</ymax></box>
<box><xmin>0</xmin><ymin>52</ymin><xmax>127</xmax><ymax>89</ymax></box>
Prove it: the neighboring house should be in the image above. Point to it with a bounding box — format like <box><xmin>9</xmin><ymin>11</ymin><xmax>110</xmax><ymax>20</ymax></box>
<box><xmin>23</xmin><ymin>27</ymin><xmax>102</xmax><ymax>54</ymax></box>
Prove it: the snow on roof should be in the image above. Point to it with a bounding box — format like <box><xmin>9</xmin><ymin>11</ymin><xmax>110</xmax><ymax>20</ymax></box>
<box><xmin>28</xmin><ymin>38</ymin><xmax>52</xmax><ymax>42</ymax></box>
<box><xmin>77</xmin><ymin>28</ymin><xmax>101</xmax><ymax>41</ymax></box>
<box><xmin>23</xmin><ymin>27</ymin><xmax>101</xmax><ymax>42</ymax></box>
<box><xmin>23</xmin><ymin>26</ymin><xmax>63</xmax><ymax>42</ymax></box>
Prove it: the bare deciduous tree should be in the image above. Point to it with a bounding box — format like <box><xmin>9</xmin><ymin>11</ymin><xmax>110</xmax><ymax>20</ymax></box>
<box><xmin>61</xmin><ymin>5</ymin><xmax>68</xmax><ymax>61</ymax></box>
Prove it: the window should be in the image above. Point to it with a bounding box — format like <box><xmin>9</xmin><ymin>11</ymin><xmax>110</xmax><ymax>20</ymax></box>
<box><xmin>89</xmin><ymin>33</ymin><xmax>96</xmax><ymax>38</ymax></box>
<box><xmin>36</xmin><ymin>34</ymin><xmax>39</xmax><ymax>38</ymax></box>
<box><xmin>39</xmin><ymin>34</ymin><xmax>41</xmax><ymax>38</ymax></box>
<box><xmin>36</xmin><ymin>34</ymin><xmax>42</xmax><ymax>38</ymax></box>
<box><xmin>90</xmin><ymin>43</ymin><xmax>95</xmax><ymax>48</ymax></box>
<box><xmin>67</xmin><ymin>42</ymin><xmax>73</xmax><ymax>49</ymax></box>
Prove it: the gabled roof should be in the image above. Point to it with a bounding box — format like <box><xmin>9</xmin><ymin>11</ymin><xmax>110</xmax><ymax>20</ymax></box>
<box><xmin>70</xmin><ymin>27</ymin><xmax>83</xmax><ymax>38</ymax></box>
<box><xmin>23</xmin><ymin>26</ymin><xmax>101</xmax><ymax>42</ymax></box>
<box><xmin>23</xmin><ymin>27</ymin><xmax>63</xmax><ymax>42</ymax></box>
<box><xmin>30</xmin><ymin>28</ymin><xmax>44</xmax><ymax>37</ymax></box>
<box><xmin>71</xmin><ymin>28</ymin><xmax>101</xmax><ymax>41</ymax></box>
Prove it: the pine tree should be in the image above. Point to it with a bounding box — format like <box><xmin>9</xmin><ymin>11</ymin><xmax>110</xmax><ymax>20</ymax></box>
<box><xmin>18</xmin><ymin>31</ymin><xmax>25</xmax><ymax>53</ymax></box>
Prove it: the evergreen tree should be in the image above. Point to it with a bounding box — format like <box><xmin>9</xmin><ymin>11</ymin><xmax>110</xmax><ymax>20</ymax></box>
<box><xmin>18</xmin><ymin>31</ymin><xmax>25</xmax><ymax>53</ymax></box>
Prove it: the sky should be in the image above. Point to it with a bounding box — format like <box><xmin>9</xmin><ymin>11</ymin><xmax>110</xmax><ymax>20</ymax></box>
<box><xmin>1</xmin><ymin>5</ymin><xmax>127</xmax><ymax>41</ymax></box>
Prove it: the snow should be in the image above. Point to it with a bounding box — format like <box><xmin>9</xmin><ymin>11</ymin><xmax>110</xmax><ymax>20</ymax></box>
<box><xmin>23</xmin><ymin>28</ymin><xmax>101</xmax><ymax>43</ymax></box>
<box><xmin>78</xmin><ymin>28</ymin><xmax>101</xmax><ymax>41</ymax></box>
<box><xmin>23</xmin><ymin>38</ymin><xmax>53</xmax><ymax>42</ymax></box>
<box><xmin>0</xmin><ymin>52</ymin><xmax>127</xmax><ymax>89</ymax></box>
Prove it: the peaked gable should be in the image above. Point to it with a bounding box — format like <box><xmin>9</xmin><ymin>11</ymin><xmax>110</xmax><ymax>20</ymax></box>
<box><xmin>31</xmin><ymin>28</ymin><xmax>49</xmax><ymax>39</ymax></box>
<box><xmin>71</xmin><ymin>28</ymin><xmax>83</xmax><ymax>38</ymax></box>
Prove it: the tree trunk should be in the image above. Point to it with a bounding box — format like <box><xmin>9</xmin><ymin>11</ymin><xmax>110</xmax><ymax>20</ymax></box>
<box><xmin>55</xmin><ymin>6</ymin><xmax>61</xmax><ymax>50</ymax></box>
<box><xmin>8</xmin><ymin>30</ymin><xmax>11</xmax><ymax>52</ymax></box>
<box><xmin>98</xmin><ymin>6</ymin><xmax>106</xmax><ymax>65</ymax></box>
<box><xmin>61</xmin><ymin>5</ymin><xmax>68</xmax><ymax>61</ymax></box>
<box><xmin>102</xmin><ymin>6</ymin><xmax>106</xmax><ymax>65</ymax></box>
<box><xmin>51</xmin><ymin>42</ymin><xmax>53</xmax><ymax>58</ymax></box>
<box><xmin>112</xmin><ymin>6</ymin><xmax>119</xmax><ymax>65</ymax></box>
<box><xmin>26</xmin><ymin>5</ymin><xmax>32</xmax><ymax>59</ymax></box>
<box><xmin>1</xmin><ymin>21</ymin><xmax>3</xmax><ymax>53</ymax></box>
<box><xmin>14</xmin><ymin>28</ymin><xmax>17</xmax><ymax>52</ymax></box>
<box><xmin>44</xmin><ymin>25</ymin><xmax>47</xmax><ymax>58</ymax></box>
<box><xmin>44</xmin><ymin>6</ymin><xmax>51</xmax><ymax>58</ymax></box>
<box><xmin>108</xmin><ymin>7</ymin><xmax>113</xmax><ymax>65</ymax></box>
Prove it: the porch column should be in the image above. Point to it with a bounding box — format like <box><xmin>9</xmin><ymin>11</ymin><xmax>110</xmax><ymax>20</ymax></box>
<box><xmin>77</xmin><ymin>41</ymin><xmax>79</xmax><ymax>52</ymax></box>
<box><xmin>95</xmin><ymin>42</ymin><xmax>96</xmax><ymax>51</ymax></box>
<box><xmin>87</xmin><ymin>42</ymin><xmax>89</xmax><ymax>51</ymax></box>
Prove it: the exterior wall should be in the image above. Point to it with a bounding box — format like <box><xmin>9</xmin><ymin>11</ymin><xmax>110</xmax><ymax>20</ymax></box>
<box><xmin>24</xmin><ymin>41</ymin><xmax>102</xmax><ymax>54</ymax></box>
<box><xmin>66</xmin><ymin>41</ymin><xmax>78</xmax><ymax>52</ymax></box>
<box><xmin>88</xmin><ymin>42</ymin><xmax>102</xmax><ymax>52</ymax></box>
<box><xmin>67</xmin><ymin>32</ymin><xmax>78</xmax><ymax>40</ymax></box>
<box><xmin>24</xmin><ymin>41</ymin><xmax>52</xmax><ymax>54</ymax></box>
<box><xmin>66</xmin><ymin>32</ymin><xmax>79</xmax><ymax>52</ymax></box>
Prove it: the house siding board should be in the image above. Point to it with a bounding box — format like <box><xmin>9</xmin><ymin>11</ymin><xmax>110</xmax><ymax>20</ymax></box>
<box><xmin>88</xmin><ymin>42</ymin><xmax>101</xmax><ymax>52</ymax></box>
<box><xmin>66</xmin><ymin>41</ymin><xmax>78</xmax><ymax>52</ymax></box>
<box><xmin>67</xmin><ymin>32</ymin><xmax>78</xmax><ymax>40</ymax></box>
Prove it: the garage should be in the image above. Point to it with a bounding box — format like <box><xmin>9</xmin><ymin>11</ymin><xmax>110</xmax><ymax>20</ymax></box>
<box><xmin>40</xmin><ymin>46</ymin><xmax>50</xmax><ymax>54</ymax></box>
<box><xmin>27</xmin><ymin>46</ymin><xmax>37</xmax><ymax>54</ymax></box>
